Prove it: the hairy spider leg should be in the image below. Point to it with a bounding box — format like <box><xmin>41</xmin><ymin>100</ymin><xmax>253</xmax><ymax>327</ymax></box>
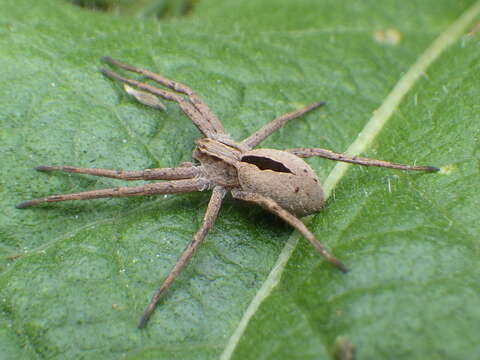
<box><xmin>232</xmin><ymin>190</ymin><xmax>348</xmax><ymax>273</ymax></box>
<box><xmin>33</xmin><ymin>164</ymin><xmax>202</xmax><ymax>180</ymax></box>
<box><xmin>16</xmin><ymin>178</ymin><xmax>210</xmax><ymax>209</ymax></box>
<box><xmin>100</xmin><ymin>68</ymin><xmax>218</xmax><ymax>138</ymax></box>
<box><xmin>241</xmin><ymin>102</ymin><xmax>325</xmax><ymax>149</ymax></box>
<box><xmin>138</xmin><ymin>186</ymin><xmax>227</xmax><ymax>328</ymax></box>
<box><xmin>287</xmin><ymin>148</ymin><xmax>440</xmax><ymax>172</ymax></box>
<box><xmin>102</xmin><ymin>57</ymin><xmax>225</xmax><ymax>137</ymax></box>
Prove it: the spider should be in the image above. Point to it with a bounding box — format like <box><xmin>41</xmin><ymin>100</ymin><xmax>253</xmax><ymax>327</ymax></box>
<box><xmin>17</xmin><ymin>57</ymin><xmax>439</xmax><ymax>328</ymax></box>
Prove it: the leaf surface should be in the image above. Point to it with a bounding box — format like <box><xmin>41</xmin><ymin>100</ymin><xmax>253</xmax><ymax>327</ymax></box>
<box><xmin>1</xmin><ymin>0</ymin><xmax>479</xmax><ymax>359</ymax></box>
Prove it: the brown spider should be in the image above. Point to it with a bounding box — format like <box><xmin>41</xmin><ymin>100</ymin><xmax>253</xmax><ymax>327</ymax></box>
<box><xmin>17</xmin><ymin>57</ymin><xmax>439</xmax><ymax>328</ymax></box>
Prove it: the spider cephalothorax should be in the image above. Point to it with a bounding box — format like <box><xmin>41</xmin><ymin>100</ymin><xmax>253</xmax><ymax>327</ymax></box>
<box><xmin>17</xmin><ymin>57</ymin><xmax>438</xmax><ymax>327</ymax></box>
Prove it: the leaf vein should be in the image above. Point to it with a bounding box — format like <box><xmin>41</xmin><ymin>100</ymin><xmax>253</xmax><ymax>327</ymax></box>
<box><xmin>220</xmin><ymin>2</ymin><xmax>480</xmax><ymax>358</ymax></box>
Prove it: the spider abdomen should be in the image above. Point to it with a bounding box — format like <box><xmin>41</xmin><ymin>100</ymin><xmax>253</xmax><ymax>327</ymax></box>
<box><xmin>237</xmin><ymin>149</ymin><xmax>324</xmax><ymax>217</ymax></box>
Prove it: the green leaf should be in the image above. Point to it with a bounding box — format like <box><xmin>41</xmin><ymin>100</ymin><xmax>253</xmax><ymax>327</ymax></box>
<box><xmin>68</xmin><ymin>0</ymin><xmax>198</xmax><ymax>19</ymax></box>
<box><xmin>1</xmin><ymin>0</ymin><xmax>479</xmax><ymax>359</ymax></box>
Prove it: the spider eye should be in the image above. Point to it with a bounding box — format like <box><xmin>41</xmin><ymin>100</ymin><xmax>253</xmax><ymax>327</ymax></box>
<box><xmin>241</xmin><ymin>155</ymin><xmax>292</xmax><ymax>174</ymax></box>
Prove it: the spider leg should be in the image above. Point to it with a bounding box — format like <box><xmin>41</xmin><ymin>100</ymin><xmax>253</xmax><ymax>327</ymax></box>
<box><xmin>241</xmin><ymin>102</ymin><xmax>325</xmax><ymax>149</ymax></box>
<box><xmin>34</xmin><ymin>164</ymin><xmax>202</xmax><ymax>180</ymax></box>
<box><xmin>102</xmin><ymin>57</ymin><xmax>226</xmax><ymax>136</ymax></box>
<box><xmin>101</xmin><ymin>68</ymin><xmax>218</xmax><ymax>137</ymax></box>
<box><xmin>16</xmin><ymin>178</ymin><xmax>211</xmax><ymax>208</ymax></box>
<box><xmin>287</xmin><ymin>148</ymin><xmax>440</xmax><ymax>172</ymax></box>
<box><xmin>138</xmin><ymin>186</ymin><xmax>227</xmax><ymax>328</ymax></box>
<box><xmin>232</xmin><ymin>190</ymin><xmax>347</xmax><ymax>273</ymax></box>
